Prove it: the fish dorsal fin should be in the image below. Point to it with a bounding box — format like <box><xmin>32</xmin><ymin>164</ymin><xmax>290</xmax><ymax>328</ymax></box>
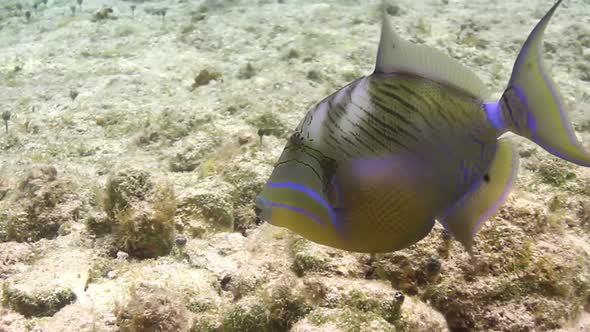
<box><xmin>375</xmin><ymin>11</ymin><xmax>490</xmax><ymax>99</ymax></box>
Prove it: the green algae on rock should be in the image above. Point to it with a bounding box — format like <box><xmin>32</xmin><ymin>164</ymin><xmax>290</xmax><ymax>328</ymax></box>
<box><xmin>115</xmin><ymin>283</ymin><xmax>191</xmax><ymax>332</ymax></box>
<box><xmin>263</xmin><ymin>282</ymin><xmax>311</xmax><ymax>331</ymax></box>
<box><xmin>220</xmin><ymin>281</ymin><xmax>309</xmax><ymax>332</ymax></box>
<box><xmin>176</xmin><ymin>177</ymin><xmax>234</xmax><ymax>236</ymax></box>
<box><xmin>246</xmin><ymin>110</ymin><xmax>288</xmax><ymax>139</ymax></box>
<box><xmin>221</xmin><ymin>296</ymin><xmax>269</xmax><ymax>332</ymax></box>
<box><xmin>103</xmin><ymin>168</ymin><xmax>176</xmax><ymax>258</ymax></box>
<box><xmin>2</xmin><ymin>283</ymin><xmax>76</xmax><ymax>318</ymax></box>
<box><xmin>0</xmin><ymin>165</ymin><xmax>83</xmax><ymax>242</ymax></box>
<box><xmin>0</xmin><ymin>246</ymin><xmax>96</xmax><ymax>318</ymax></box>
<box><xmin>0</xmin><ymin>242</ymin><xmax>34</xmax><ymax>279</ymax></box>
<box><xmin>291</xmin><ymin>237</ymin><xmax>330</xmax><ymax>277</ymax></box>
<box><xmin>294</xmin><ymin>276</ymin><xmax>447</xmax><ymax>332</ymax></box>
<box><xmin>169</xmin><ymin>134</ymin><xmax>217</xmax><ymax>172</ymax></box>
<box><xmin>371</xmin><ymin>209</ymin><xmax>590</xmax><ymax>332</ymax></box>
<box><xmin>534</xmin><ymin>156</ymin><xmax>577</xmax><ymax>187</ymax></box>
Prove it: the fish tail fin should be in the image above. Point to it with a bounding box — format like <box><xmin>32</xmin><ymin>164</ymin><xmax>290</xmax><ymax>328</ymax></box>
<box><xmin>496</xmin><ymin>0</ymin><xmax>590</xmax><ymax>166</ymax></box>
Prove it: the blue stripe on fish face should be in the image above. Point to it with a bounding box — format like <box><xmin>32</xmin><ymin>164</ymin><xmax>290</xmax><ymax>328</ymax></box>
<box><xmin>259</xmin><ymin>181</ymin><xmax>338</xmax><ymax>227</ymax></box>
<box><xmin>256</xmin><ymin>196</ymin><xmax>328</xmax><ymax>227</ymax></box>
<box><xmin>266</xmin><ymin>181</ymin><xmax>337</xmax><ymax>224</ymax></box>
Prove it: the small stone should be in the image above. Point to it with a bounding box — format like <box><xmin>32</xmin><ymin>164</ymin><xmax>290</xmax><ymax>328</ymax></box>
<box><xmin>93</xmin><ymin>7</ymin><xmax>114</xmax><ymax>21</ymax></box>
<box><xmin>95</xmin><ymin>116</ymin><xmax>106</xmax><ymax>126</ymax></box>
<box><xmin>192</xmin><ymin>69</ymin><xmax>221</xmax><ymax>90</ymax></box>
<box><xmin>116</xmin><ymin>251</ymin><xmax>129</xmax><ymax>261</ymax></box>
<box><xmin>238</xmin><ymin>132</ymin><xmax>255</xmax><ymax>145</ymax></box>
<box><xmin>306</xmin><ymin>69</ymin><xmax>322</xmax><ymax>83</ymax></box>
<box><xmin>386</xmin><ymin>4</ymin><xmax>403</xmax><ymax>16</ymax></box>
<box><xmin>220</xmin><ymin>275</ymin><xmax>232</xmax><ymax>291</ymax></box>
<box><xmin>69</xmin><ymin>89</ymin><xmax>79</xmax><ymax>101</ymax></box>
<box><xmin>175</xmin><ymin>234</ymin><xmax>187</xmax><ymax>246</ymax></box>
<box><xmin>107</xmin><ymin>270</ymin><xmax>117</xmax><ymax>279</ymax></box>
<box><xmin>286</xmin><ymin>49</ymin><xmax>300</xmax><ymax>59</ymax></box>
<box><xmin>394</xmin><ymin>291</ymin><xmax>405</xmax><ymax>303</ymax></box>
<box><xmin>237</xmin><ymin>63</ymin><xmax>256</xmax><ymax>80</ymax></box>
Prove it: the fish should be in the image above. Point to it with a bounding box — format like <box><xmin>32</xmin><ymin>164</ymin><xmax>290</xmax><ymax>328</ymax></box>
<box><xmin>255</xmin><ymin>0</ymin><xmax>589</xmax><ymax>253</ymax></box>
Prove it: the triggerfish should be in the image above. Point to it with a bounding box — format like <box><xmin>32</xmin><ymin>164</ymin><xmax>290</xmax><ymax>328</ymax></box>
<box><xmin>256</xmin><ymin>0</ymin><xmax>588</xmax><ymax>253</ymax></box>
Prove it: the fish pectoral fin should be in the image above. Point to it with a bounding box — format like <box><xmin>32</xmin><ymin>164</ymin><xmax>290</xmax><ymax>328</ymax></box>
<box><xmin>333</xmin><ymin>154</ymin><xmax>438</xmax><ymax>252</ymax></box>
<box><xmin>438</xmin><ymin>138</ymin><xmax>519</xmax><ymax>252</ymax></box>
<box><xmin>375</xmin><ymin>6</ymin><xmax>489</xmax><ymax>99</ymax></box>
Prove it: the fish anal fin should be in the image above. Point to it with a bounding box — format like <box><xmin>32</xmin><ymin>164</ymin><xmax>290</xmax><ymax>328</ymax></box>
<box><xmin>438</xmin><ymin>138</ymin><xmax>519</xmax><ymax>252</ymax></box>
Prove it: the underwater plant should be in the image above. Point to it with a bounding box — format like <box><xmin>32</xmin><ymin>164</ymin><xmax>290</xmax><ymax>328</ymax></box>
<box><xmin>191</xmin><ymin>69</ymin><xmax>221</xmax><ymax>90</ymax></box>
<box><xmin>2</xmin><ymin>110</ymin><xmax>10</xmax><ymax>133</ymax></box>
<box><xmin>237</xmin><ymin>63</ymin><xmax>256</xmax><ymax>80</ymax></box>
<box><xmin>246</xmin><ymin>111</ymin><xmax>287</xmax><ymax>139</ymax></box>
<box><xmin>69</xmin><ymin>89</ymin><xmax>78</xmax><ymax>101</ymax></box>
<box><xmin>155</xmin><ymin>8</ymin><xmax>167</xmax><ymax>23</ymax></box>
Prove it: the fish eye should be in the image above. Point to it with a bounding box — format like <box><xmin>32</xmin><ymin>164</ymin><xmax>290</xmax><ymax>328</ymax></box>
<box><xmin>289</xmin><ymin>132</ymin><xmax>304</xmax><ymax>145</ymax></box>
<box><xmin>483</xmin><ymin>174</ymin><xmax>490</xmax><ymax>183</ymax></box>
